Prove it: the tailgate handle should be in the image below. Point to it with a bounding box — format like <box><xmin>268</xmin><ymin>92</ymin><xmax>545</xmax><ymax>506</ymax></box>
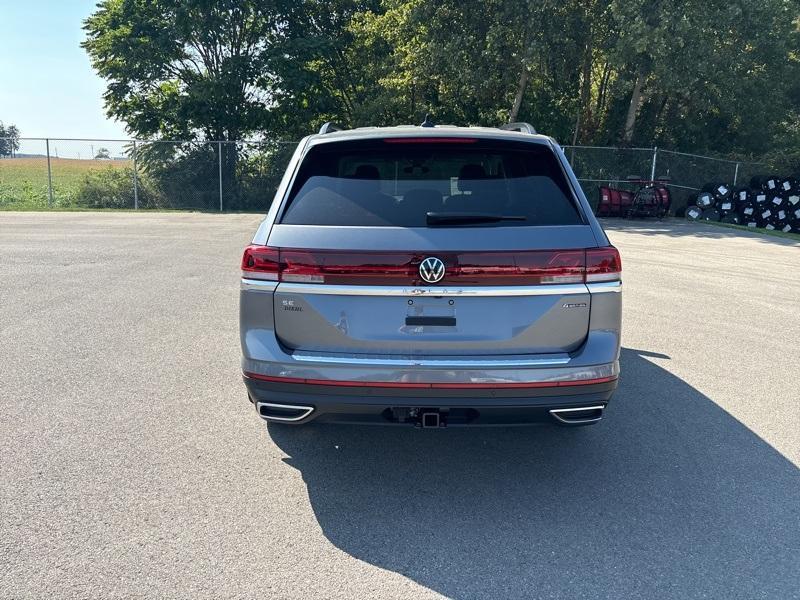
<box><xmin>405</xmin><ymin>316</ymin><xmax>456</xmax><ymax>327</ymax></box>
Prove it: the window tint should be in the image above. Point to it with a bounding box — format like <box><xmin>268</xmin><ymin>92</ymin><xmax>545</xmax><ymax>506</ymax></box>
<box><xmin>280</xmin><ymin>139</ymin><xmax>582</xmax><ymax>227</ymax></box>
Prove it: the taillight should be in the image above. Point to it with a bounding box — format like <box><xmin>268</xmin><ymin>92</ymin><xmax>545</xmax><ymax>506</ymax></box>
<box><xmin>452</xmin><ymin>251</ymin><xmax>584</xmax><ymax>285</ymax></box>
<box><xmin>281</xmin><ymin>250</ymin><xmax>414</xmax><ymax>285</ymax></box>
<box><xmin>241</xmin><ymin>247</ymin><xmax>621</xmax><ymax>285</ymax></box>
<box><xmin>585</xmin><ymin>247</ymin><xmax>621</xmax><ymax>283</ymax></box>
<box><xmin>241</xmin><ymin>245</ymin><xmax>281</xmax><ymax>280</ymax></box>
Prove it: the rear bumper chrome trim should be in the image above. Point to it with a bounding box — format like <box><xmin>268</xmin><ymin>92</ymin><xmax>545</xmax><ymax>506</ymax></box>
<box><xmin>291</xmin><ymin>352</ymin><xmax>571</xmax><ymax>368</ymax></box>
<box><xmin>274</xmin><ymin>282</ymin><xmax>589</xmax><ymax>297</ymax></box>
<box><xmin>587</xmin><ymin>281</ymin><xmax>622</xmax><ymax>293</ymax></box>
<box><xmin>241</xmin><ymin>278</ymin><xmax>279</xmax><ymax>291</ymax></box>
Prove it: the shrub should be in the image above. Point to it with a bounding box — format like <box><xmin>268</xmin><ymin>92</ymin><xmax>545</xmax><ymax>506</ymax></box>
<box><xmin>75</xmin><ymin>166</ymin><xmax>164</xmax><ymax>208</ymax></box>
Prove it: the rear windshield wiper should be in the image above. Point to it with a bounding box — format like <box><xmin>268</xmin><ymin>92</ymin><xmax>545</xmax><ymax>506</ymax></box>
<box><xmin>425</xmin><ymin>212</ymin><xmax>527</xmax><ymax>226</ymax></box>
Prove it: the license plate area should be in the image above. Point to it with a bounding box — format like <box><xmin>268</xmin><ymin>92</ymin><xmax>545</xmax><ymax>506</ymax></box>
<box><xmin>404</xmin><ymin>298</ymin><xmax>456</xmax><ymax>329</ymax></box>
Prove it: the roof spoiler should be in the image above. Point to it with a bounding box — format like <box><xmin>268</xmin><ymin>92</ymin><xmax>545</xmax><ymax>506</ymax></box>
<box><xmin>499</xmin><ymin>122</ymin><xmax>536</xmax><ymax>134</ymax></box>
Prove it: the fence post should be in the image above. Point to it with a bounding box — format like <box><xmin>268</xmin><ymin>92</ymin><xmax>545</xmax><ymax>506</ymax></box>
<box><xmin>733</xmin><ymin>162</ymin><xmax>739</xmax><ymax>186</ymax></box>
<box><xmin>650</xmin><ymin>146</ymin><xmax>658</xmax><ymax>182</ymax></box>
<box><xmin>45</xmin><ymin>138</ymin><xmax>54</xmax><ymax>207</ymax></box>
<box><xmin>132</xmin><ymin>140</ymin><xmax>139</xmax><ymax>210</ymax></box>
<box><xmin>218</xmin><ymin>141</ymin><xmax>223</xmax><ymax>212</ymax></box>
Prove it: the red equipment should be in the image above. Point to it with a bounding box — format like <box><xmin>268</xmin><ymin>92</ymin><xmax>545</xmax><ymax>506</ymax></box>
<box><xmin>597</xmin><ymin>177</ymin><xmax>670</xmax><ymax>219</ymax></box>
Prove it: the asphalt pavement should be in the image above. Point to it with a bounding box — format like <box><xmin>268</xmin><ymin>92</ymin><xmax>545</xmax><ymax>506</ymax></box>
<box><xmin>1</xmin><ymin>212</ymin><xmax>798</xmax><ymax>599</ymax></box>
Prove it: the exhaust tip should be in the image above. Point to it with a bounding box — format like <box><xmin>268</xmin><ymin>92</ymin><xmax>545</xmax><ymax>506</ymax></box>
<box><xmin>256</xmin><ymin>401</ymin><xmax>314</xmax><ymax>422</ymax></box>
<box><xmin>549</xmin><ymin>405</ymin><xmax>605</xmax><ymax>426</ymax></box>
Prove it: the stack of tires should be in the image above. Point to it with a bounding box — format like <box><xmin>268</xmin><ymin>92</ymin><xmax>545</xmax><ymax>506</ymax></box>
<box><xmin>686</xmin><ymin>177</ymin><xmax>800</xmax><ymax>233</ymax></box>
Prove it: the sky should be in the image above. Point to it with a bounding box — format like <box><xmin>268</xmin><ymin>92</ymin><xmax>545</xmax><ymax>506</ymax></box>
<box><xmin>0</xmin><ymin>1</ymin><xmax>129</xmax><ymax>156</ymax></box>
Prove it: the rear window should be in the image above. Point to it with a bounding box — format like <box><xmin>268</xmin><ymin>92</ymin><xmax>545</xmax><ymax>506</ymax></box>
<box><xmin>280</xmin><ymin>138</ymin><xmax>582</xmax><ymax>227</ymax></box>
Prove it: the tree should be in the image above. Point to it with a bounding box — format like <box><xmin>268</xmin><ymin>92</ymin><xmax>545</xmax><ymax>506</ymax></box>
<box><xmin>83</xmin><ymin>0</ymin><xmax>297</xmax><ymax>207</ymax></box>
<box><xmin>0</xmin><ymin>122</ymin><xmax>20</xmax><ymax>157</ymax></box>
<box><xmin>82</xmin><ymin>0</ymin><xmax>290</xmax><ymax>142</ymax></box>
<box><xmin>84</xmin><ymin>0</ymin><xmax>800</xmax><ymax>165</ymax></box>
<box><xmin>607</xmin><ymin>0</ymin><xmax>800</xmax><ymax>151</ymax></box>
<box><xmin>94</xmin><ymin>147</ymin><xmax>111</xmax><ymax>159</ymax></box>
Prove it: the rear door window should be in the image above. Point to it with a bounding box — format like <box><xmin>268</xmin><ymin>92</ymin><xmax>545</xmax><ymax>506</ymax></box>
<box><xmin>280</xmin><ymin>138</ymin><xmax>582</xmax><ymax>227</ymax></box>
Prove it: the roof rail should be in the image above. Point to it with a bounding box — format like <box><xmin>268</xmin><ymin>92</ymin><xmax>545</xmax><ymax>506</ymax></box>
<box><xmin>499</xmin><ymin>122</ymin><xmax>537</xmax><ymax>135</ymax></box>
<box><xmin>318</xmin><ymin>121</ymin><xmax>344</xmax><ymax>135</ymax></box>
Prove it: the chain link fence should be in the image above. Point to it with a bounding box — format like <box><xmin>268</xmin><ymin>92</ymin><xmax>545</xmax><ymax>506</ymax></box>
<box><xmin>0</xmin><ymin>138</ymin><xmax>297</xmax><ymax>211</ymax></box>
<box><xmin>563</xmin><ymin>145</ymin><xmax>769</xmax><ymax>212</ymax></box>
<box><xmin>0</xmin><ymin>137</ymin><xmax>769</xmax><ymax>213</ymax></box>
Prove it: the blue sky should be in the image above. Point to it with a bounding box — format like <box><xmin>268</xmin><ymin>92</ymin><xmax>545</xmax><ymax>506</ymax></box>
<box><xmin>0</xmin><ymin>0</ymin><xmax>128</xmax><ymax>147</ymax></box>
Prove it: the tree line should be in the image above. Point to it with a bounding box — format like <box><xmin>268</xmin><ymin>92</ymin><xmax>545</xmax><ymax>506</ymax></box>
<box><xmin>0</xmin><ymin>122</ymin><xmax>21</xmax><ymax>157</ymax></box>
<box><xmin>82</xmin><ymin>0</ymin><xmax>800</xmax><ymax>158</ymax></box>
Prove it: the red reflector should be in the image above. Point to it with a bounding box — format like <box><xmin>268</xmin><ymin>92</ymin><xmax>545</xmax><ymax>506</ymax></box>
<box><xmin>585</xmin><ymin>246</ymin><xmax>621</xmax><ymax>283</ymax></box>
<box><xmin>244</xmin><ymin>371</ymin><xmax>617</xmax><ymax>389</ymax></box>
<box><xmin>383</xmin><ymin>137</ymin><xmax>477</xmax><ymax>144</ymax></box>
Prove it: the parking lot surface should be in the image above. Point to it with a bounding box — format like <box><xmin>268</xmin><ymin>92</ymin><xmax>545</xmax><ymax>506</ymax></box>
<box><xmin>1</xmin><ymin>212</ymin><xmax>798</xmax><ymax>599</ymax></box>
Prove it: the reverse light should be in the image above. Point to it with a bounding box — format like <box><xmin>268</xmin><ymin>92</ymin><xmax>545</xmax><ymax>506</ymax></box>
<box><xmin>585</xmin><ymin>247</ymin><xmax>622</xmax><ymax>283</ymax></box>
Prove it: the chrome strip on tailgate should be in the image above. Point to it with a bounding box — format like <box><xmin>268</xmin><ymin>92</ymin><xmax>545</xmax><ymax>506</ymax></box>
<box><xmin>241</xmin><ymin>278</ymin><xmax>279</xmax><ymax>291</ymax></box>
<box><xmin>586</xmin><ymin>281</ymin><xmax>622</xmax><ymax>293</ymax></box>
<box><xmin>290</xmin><ymin>352</ymin><xmax>571</xmax><ymax>368</ymax></box>
<box><xmin>275</xmin><ymin>282</ymin><xmax>589</xmax><ymax>297</ymax></box>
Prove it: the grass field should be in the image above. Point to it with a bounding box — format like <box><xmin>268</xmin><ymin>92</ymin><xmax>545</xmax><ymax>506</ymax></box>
<box><xmin>0</xmin><ymin>157</ymin><xmax>131</xmax><ymax>208</ymax></box>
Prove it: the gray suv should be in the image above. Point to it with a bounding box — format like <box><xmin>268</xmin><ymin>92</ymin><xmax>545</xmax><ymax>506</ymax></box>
<box><xmin>240</xmin><ymin>122</ymin><xmax>621</xmax><ymax>427</ymax></box>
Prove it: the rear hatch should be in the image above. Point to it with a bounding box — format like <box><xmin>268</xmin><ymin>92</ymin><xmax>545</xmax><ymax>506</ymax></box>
<box><xmin>252</xmin><ymin>137</ymin><xmax>615</xmax><ymax>357</ymax></box>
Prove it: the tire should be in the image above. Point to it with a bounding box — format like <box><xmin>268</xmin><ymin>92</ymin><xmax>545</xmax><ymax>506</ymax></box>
<box><xmin>717</xmin><ymin>198</ymin><xmax>735</xmax><ymax>214</ymax></box>
<box><xmin>738</xmin><ymin>201</ymin><xmax>757</xmax><ymax>220</ymax></box>
<box><xmin>769</xmin><ymin>194</ymin><xmax>787</xmax><ymax>211</ymax></box>
<box><xmin>686</xmin><ymin>205</ymin><xmax>703</xmax><ymax>221</ymax></box>
<box><xmin>733</xmin><ymin>187</ymin><xmax>751</xmax><ymax>207</ymax></box>
<box><xmin>779</xmin><ymin>177</ymin><xmax>797</xmax><ymax>194</ymax></box>
<box><xmin>712</xmin><ymin>183</ymin><xmax>732</xmax><ymax>201</ymax></box>
<box><xmin>720</xmin><ymin>212</ymin><xmax>740</xmax><ymax>224</ymax></box>
<box><xmin>700</xmin><ymin>208</ymin><xmax>721</xmax><ymax>222</ymax></box>
<box><xmin>696</xmin><ymin>192</ymin><xmax>714</xmax><ymax>209</ymax></box>
<box><xmin>763</xmin><ymin>176</ymin><xmax>782</xmax><ymax>192</ymax></box>
<box><xmin>742</xmin><ymin>218</ymin><xmax>760</xmax><ymax>228</ymax></box>
<box><xmin>753</xmin><ymin>191</ymin><xmax>768</xmax><ymax>205</ymax></box>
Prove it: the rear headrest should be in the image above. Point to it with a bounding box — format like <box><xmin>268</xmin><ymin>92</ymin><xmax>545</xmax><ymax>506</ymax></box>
<box><xmin>457</xmin><ymin>164</ymin><xmax>487</xmax><ymax>192</ymax></box>
<box><xmin>353</xmin><ymin>164</ymin><xmax>380</xmax><ymax>180</ymax></box>
<box><xmin>350</xmin><ymin>164</ymin><xmax>381</xmax><ymax>192</ymax></box>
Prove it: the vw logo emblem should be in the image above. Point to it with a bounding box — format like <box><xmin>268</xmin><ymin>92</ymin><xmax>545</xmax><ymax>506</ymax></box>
<box><xmin>419</xmin><ymin>257</ymin><xmax>446</xmax><ymax>284</ymax></box>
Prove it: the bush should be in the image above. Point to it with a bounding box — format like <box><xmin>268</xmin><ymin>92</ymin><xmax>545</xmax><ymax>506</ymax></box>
<box><xmin>75</xmin><ymin>167</ymin><xmax>163</xmax><ymax>209</ymax></box>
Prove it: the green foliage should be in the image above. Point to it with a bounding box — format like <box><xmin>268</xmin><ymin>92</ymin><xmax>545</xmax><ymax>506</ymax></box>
<box><xmin>75</xmin><ymin>166</ymin><xmax>164</xmax><ymax>209</ymax></box>
<box><xmin>0</xmin><ymin>122</ymin><xmax>21</xmax><ymax>157</ymax></box>
<box><xmin>84</xmin><ymin>0</ymin><xmax>800</xmax><ymax>167</ymax></box>
<box><xmin>82</xmin><ymin>0</ymin><xmax>283</xmax><ymax>141</ymax></box>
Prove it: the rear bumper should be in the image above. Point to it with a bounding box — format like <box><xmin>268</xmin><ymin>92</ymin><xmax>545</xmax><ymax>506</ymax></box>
<box><xmin>243</xmin><ymin>374</ymin><xmax>617</xmax><ymax>426</ymax></box>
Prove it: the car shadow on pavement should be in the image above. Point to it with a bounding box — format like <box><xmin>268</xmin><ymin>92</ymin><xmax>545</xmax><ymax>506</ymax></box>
<box><xmin>267</xmin><ymin>348</ymin><xmax>800</xmax><ymax>599</ymax></box>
